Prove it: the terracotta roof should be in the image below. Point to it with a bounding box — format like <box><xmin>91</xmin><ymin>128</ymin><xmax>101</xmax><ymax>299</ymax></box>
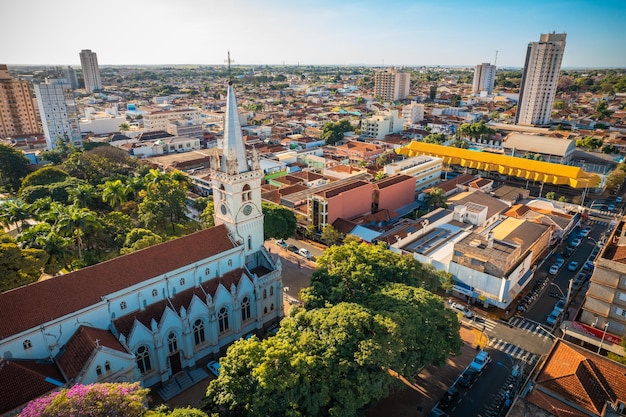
<box><xmin>0</xmin><ymin>359</ymin><xmax>65</xmax><ymax>415</ymax></box>
<box><xmin>529</xmin><ymin>340</ymin><xmax>626</xmax><ymax>416</ymax></box>
<box><xmin>374</xmin><ymin>174</ymin><xmax>414</xmax><ymax>189</ymax></box>
<box><xmin>332</xmin><ymin>218</ymin><xmax>358</xmax><ymax>235</ymax></box>
<box><xmin>316</xmin><ymin>180</ymin><xmax>371</xmax><ymax>199</ymax></box>
<box><xmin>0</xmin><ymin>225</ymin><xmax>236</xmax><ymax>339</ymax></box>
<box><xmin>57</xmin><ymin>326</ymin><xmax>128</xmax><ymax>380</ymax></box>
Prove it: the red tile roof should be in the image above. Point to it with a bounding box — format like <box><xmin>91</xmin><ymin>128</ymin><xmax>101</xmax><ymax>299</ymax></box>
<box><xmin>0</xmin><ymin>359</ymin><xmax>65</xmax><ymax>415</ymax></box>
<box><xmin>0</xmin><ymin>225</ymin><xmax>235</xmax><ymax>339</ymax></box>
<box><xmin>57</xmin><ymin>326</ymin><xmax>128</xmax><ymax>381</ymax></box>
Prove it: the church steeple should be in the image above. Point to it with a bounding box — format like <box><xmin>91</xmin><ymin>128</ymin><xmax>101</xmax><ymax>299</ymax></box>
<box><xmin>222</xmin><ymin>82</ymin><xmax>248</xmax><ymax>174</ymax></box>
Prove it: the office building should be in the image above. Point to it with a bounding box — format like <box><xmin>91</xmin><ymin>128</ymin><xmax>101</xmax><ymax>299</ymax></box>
<box><xmin>79</xmin><ymin>49</ymin><xmax>102</xmax><ymax>93</ymax></box>
<box><xmin>515</xmin><ymin>33</ymin><xmax>566</xmax><ymax>126</ymax></box>
<box><xmin>34</xmin><ymin>79</ymin><xmax>82</xmax><ymax>149</ymax></box>
<box><xmin>374</xmin><ymin>67</ymin><xmax>410</xmax><ymax>102</ymax></box>
<box><xmin>0</xmin><ymin>65</ymin><xmax>41</xmax><ymax>139</ymax></box>
<box><xmin>472</xmin><ymin>63</ymin><xmax>496</xmax><ymax>94</ymax></box>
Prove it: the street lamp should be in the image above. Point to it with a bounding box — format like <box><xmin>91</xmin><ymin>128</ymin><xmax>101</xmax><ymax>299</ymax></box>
<box><xmin>550</xmin><ymin>282</ymin><xmax>565</xmax><ymax>298</ymax></box>
<box><xmin>598</xmin><ymin>322</ymin><xmax>609</xmax><ymax>354</ymax></box>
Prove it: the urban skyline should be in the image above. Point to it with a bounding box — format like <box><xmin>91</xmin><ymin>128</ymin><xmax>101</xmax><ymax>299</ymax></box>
<box><xmin>2</xmin><ymin>0</ymin><xmax>625</xmax><ymax>68</ymax></box>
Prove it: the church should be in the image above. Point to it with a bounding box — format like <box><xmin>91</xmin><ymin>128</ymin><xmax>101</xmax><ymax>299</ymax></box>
<box><xmin>0</xmin><ymin>81</ymin><xmax>283</xmax><ymax>415</ymax></box>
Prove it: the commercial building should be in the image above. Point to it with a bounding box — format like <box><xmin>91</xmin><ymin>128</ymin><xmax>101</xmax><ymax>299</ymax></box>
<box><xmin>143</xmin><ymin>108</ymin><xmax>203</xmax><ymax>132</ymax></box>
<box><xmin>472</xmin><ymin>63</ymin><xmax>496</xmax><ymax>94</ymax></box>
<box><xmin>515</xmin><ymin>33</ymin><xmax>567</xmax><ymax>126</ymax></box>
<box><xmin>361</xmin><ymin>109</ymin><xmax>403</xmax><ymax>140</ymax></box>
<box><xmin>79</xmin><ymin>49</ymin><xmax>102</xmax><ymax>93</ymax></box>
<box><xmin>0</xmin><ymin>65</ymin><xmax>41</xmax><ymax>139</ymax></box>
<box><xmin>33</xmin><ymin>78</ymin><xmax>82</xmax><ymax>149</ymax></box>
<box><xmin>374</xmin><ymin>67</ymin><xmax>410</xmax><ymax>102</ymax></box>
<box><xmin>383</xmin><ymin>154</ymin><xmax>442</xmax><ymax>191</ymax></box>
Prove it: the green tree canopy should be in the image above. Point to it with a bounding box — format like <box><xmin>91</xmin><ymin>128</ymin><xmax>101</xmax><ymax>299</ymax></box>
<box><xmin>422</xmin><ymin>133</ymin><xmax>447</xmax><ymax>144</ymax></box>
<box><xmin>262</xmin><ymin>202</ymin><xmax>297</xmax><ymax>240</ymax></box>
<box><xmin>424</xmin><ymin>187</ymin><xmax>447</xmax><ymax>210</ymax></box>
<box><xmin>121</xmin><ymin>228</ymin><xmax>164</xmax><ymax>254</ymax></box>
<box><xmin>20</xmin><ymin>166</ymin><xmax>69</xmax><ymax>190</ymax></box>
<box><xmin>0</xmin><ymin>232</ymin><xmax>48</xmax><ymax>292</ymax></box>
<box><xmin>0</xmin><ymin>144</ymin><xmax>30</xmax><ymax>192</ymax></box>
<box><xmin>321</xmin><ymin>119</ymin><xmax>353</xmax><ymax>145</ymax></box>
<box><xmin>320</xmin><ymin>224</ymin><xmax>343</xmax><ymax>246</ymax></box>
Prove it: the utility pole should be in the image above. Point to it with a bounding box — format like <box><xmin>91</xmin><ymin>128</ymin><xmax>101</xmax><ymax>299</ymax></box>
<box><xmin>565</xmin><ymin>278</ymin><xmax>573</xmax><ymax>312</ymax></box>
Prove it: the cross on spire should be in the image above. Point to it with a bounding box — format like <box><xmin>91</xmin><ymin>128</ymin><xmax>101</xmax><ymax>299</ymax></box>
<box><xmin>225</xmin><ymin>51</ymin><xmax>235</xmax><ymax>85</ymax></box>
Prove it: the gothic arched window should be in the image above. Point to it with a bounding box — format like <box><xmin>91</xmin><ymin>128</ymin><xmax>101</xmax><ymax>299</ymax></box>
<box><xmin>241</xmin><ymin>296</ymin><xmax>251</xmax><ymax>322</ymax></box>
<box><xmin>136</xmin><ymin>345</ymin><xmax>151</xmax><ymax>374</ymax></box>
<box><xmin>242</xmin><ymin>184</ymin><xmax>251</xmax><ymax>201</ymax></box>
<box><xmin>168</xmin><ymin>332</ymin><xmax>178</xmax><ymax>353</ymax></box>
<box><xmin>193</xmin><ymin>319</ymin><xmax>206</xmax><ymax>345</ymax></box>
<box><xmin>218</xmin><ymin>307</ymin><xmax>229</xmax><ymax>333</ymax></box>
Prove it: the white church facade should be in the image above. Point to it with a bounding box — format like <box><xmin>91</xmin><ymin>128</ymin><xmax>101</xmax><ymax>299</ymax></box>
<box><xmin>0</xmin><ymin>82</ymin><xmax>283</xmax><ymax>415</ymax></box>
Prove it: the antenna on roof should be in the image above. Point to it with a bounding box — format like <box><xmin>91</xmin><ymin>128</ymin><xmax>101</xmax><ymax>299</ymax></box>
<box><xmin>494</xmin><ymin>50</ymin><xmax>499</xmax><ymax>67</ymax></box>
<box><xmin>225</xmin><ymin>51</ymin><xmax>235</xmax><ymax>85</ymax></box>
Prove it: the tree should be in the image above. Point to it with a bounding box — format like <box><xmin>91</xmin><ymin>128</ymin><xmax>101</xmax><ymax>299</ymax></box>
<box><xmin>594</xmin><ymin>100</ymin><xmax>612</xmax><ymax>120</ymax></box>
<box><xmin>0</xmin><ymin>143</ymin><xmax>30</xmax><ymax>192</ymax></box>
<box><xmin>101</xmin><ymin>179</ymin><xmax>131</xmax><ymax>209</ymax></box>
<box><xmin>68</xmin><ymin>183</ymin><xmax>96</xmax><ymax>209</ymax></box>
<box><xmin>605</xmin><ymin>168</ymin><xmax>626</xmax><ymax>194</ymax></box>
<box><xmin>321</xmin><ymin>119</ymin><xmax>353</xmax><ymax>145</ymax></box>
<box><xmin>138</xmin><ymin>171</ymin><xmax>189</xmax><ymax>234</ymax></box>
<box><xmin>54</xmin><ymin>204</ymin><xmax>99</xmax><ymax>260</ymax></box>
<box><xmin>262</xmin><ymin>202</ymin><xmax>297</xmax><ymax>240</ymax></box>
<box><xmin>120</xmin><ymin>228</ymin><xmax>164</xmax><ymax>254</ymax></box>
<box><xmin>0</xmin><ymin>232</ymin><xmax>48</xmax><ymax>292</ymax></box>
<box><xmin>20</xmin><ymin>166</ymin><xmax>69</xmax><ymax>190</ymax></box>
<box><xmin>18</xmin><ymin>224</ymin><xmax>72</xmax><ymax>275</ymax></box>
<box><xmin>422</xmin><ymin>133</ymin><xmax>447</xmax><ymax>144</ymax></box>
<box><xmin>0</xmin><ymin>198</ymin><xmax>30</xmax><ymax>233</ymax></box>
<box><xmin>545</xmin><ymin>191</ymin><xmax>556</xmax><ymax>200</ymax></box>
<box><xmin>199</xmin><ymin>199</ymin><xmax>215</xmax><ymax>228</ymax></box>
<box><xmin>119</xmin><ymin>122</ymin><xmax>130</xmax><ymax>131</ymax></box>
<box><xmin>20</xmin><ymin>382</ymin><xmax>149</xmax><ymax>417</ymax></box>
<box><xmin>424</xmin><ymin>187</ymin><xmax>447</xmax><ymax>210</ymax></box>
<box><xmin>320</xmin><ymin>224</ymin><xmax>343</xmax><ymax>246</ymax></box>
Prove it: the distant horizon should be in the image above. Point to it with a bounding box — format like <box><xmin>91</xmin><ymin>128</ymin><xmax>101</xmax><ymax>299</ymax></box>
<box><xmin>2</xmin><ymin>0</ymin><xmax>625</xmax><ymax>68</ymax></box>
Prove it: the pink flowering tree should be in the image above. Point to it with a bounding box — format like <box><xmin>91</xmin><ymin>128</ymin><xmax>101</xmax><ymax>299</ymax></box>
<box><xmin>20</xmin><ymin>382</ymin><xmax>149</xmax><ymax>417</ymax></box>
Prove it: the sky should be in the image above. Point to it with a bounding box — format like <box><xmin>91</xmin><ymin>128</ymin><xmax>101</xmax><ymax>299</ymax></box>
<box><xmin>2</xmin><ymin>0</ymin><xmax>625</xmax><ymax>68</ymax></box>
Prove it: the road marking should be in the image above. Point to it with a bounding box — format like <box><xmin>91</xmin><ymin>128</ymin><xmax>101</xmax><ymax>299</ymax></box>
<box><xmin>508</xmin><ymin>317</ymin><xmax>552</xmax><ymax>339</ymax></box>
<box><xmin>487</xmin><ymin>338</ymin><xmax>538</xmax><ymax>364</ymax></box>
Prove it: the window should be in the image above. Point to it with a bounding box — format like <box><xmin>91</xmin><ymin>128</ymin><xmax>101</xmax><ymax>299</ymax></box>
<box><xmin>242</xmin><ymin>184</ymin><xmax>251</xmax><ymax>201</ymax></box>
<box><xmin>105</xmin><ymin>361</ymin><xmax>111</xmax><ymax>372</ymax></box>
<box><xmin>218</xmin><ymin>307</ymin><xmax>229</xmax><ymax>333</ymax></box>
<box><xmin>180</xmin><ymin>278</ymin><xmax>185</xmax><ymax>286</ymax></box>
<box><xmin>269</xmin><ymin>286</ymin><xmax>274</xmax><ymax>296</ymax></box>
<box><xmin>241</xmin><ymin>297</ymin><xmax>251</xmax><ymax>322</ymax></box>
<box><xmin>168</xmin><ymin>332</ymin><xmax>178</xmax><ymax>353</ymax></box>
<box><xmin>248</xmin><ymin>235</ymin><xmax>252</xmax><ymax>250</ymax></box>
<box><xmin>205</xmin><ymin>268</ymin><xmax>210</xmax><ymax>276</ymax></box>
<box><xmin>23</xmin><ymin>340</ymin><xmax>32</xmax><ymax>350</ymax></box>
<box><xmin>96</xmin><ymin>365</ymin><xmax>103</xmax><ymax>376</ymax></box>
<box><xmin>193</xmin><ymin>319</ymin><xmax>206</xmax><ymax>345</ymax></box>
<box><xmin>152</xmin><ymin>289</ymin><xmax>158</xmax><ymax>297</ymax></box>
<box><xmin>270</xmin><ymin>303</ymin><xmax>274</xmax><ymax>311</ymax></box>
<box><xmin>228</xmin><ymin>259</ymin><xmax>233</xmax><ymax>267</ymax></box>
<box><xmin>264</xmin><ymin>307</ymin><xmax>268</xmax><ymax>314</ymax></box>
<box><xmin>120</xmin><ymin>301</ymin><xmax>127</xmax><ymax>310</ymax></box>
<box><xmin>263</xmin><ymin>289</ymin><xmax>267</xmax><ymax>299</ymax></box>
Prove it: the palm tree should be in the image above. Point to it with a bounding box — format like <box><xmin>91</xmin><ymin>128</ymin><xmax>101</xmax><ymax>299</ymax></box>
<box><xmin>425</xmin><ymin>187</ymin><xmax>448</xmax><ymax>210</ymax></box>
<box><xmin>69</xmin><ymin>183</ymin><xmax>96</xmax><ymax>208</ymax></box>
<box><xmin>0</xmin><ymin>199</ymin><xmax>31</xmax><ymax>233</ymax></box>
<box><xmin>101</xmin><ymin>179</ymin><xmax>131</xmax><ymax>209</ymax></box>
<box><xmin>54</xmin><ymin>204</ymin><xmax>98</xmax><ymax>260</ymax></box>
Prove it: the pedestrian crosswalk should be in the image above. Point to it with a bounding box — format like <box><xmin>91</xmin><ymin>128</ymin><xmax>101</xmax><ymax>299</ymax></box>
<box><xmin>487</xmin><ymin>338</ymin><xmax>538</xmax><ymax>364</ymax></box>
<box><xmin>508</xmin><ymin>316</ymin><xmax>553</xmax><ymax>339</ymax></box>
<box><xmin>467</xmin><ymin>316</ymin><xmax>498</xmax><ymax>332</ymax></box>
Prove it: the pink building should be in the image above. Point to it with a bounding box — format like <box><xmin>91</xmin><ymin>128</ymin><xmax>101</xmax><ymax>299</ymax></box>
<box><xmin>374</xmin><ymin>174</ymin><xmax>415</xmax><ymax>212</ymax></box>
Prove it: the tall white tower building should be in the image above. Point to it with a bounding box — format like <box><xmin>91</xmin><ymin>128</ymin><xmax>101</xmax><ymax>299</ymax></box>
<box><xmin>374</xmin><ymin>67</ymin><xmax>411</xmax><ymax>102</ymax></box>
<box><xmin>472</xmin><ymin>63</ymin><xmax>496</xmax><ymax>94</ymax></box>
<box><xmin>515</xmin><ymin>33</ymin><xmax>566</xmax><ymax>126</ymax></box>
<box><xmin>79</xmin><ymin>49</ymin><xmax>102</xmax><ymax>93</ymax></box>
<box><xmin>34</xmin><ymin>79</ymin><xmax>82</xmax><ymax>149</ymax></box>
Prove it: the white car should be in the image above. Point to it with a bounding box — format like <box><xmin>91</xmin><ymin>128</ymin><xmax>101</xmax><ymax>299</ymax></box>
<box><xmin>450</xmin><ymin>302</ymin><xmax>473</xmax><ymax>318</ymax></box>
<box><xmin>298</xmin><ymin>248</ymin><xmax>312</xmax><ymax>259</ymax></box>
<box><xmin>469</xmin><ymin>350</ymin><xmax>491</xmax><ymax>372</ymax></box>
<box><xmin>549</xmin><ymin>264</ymin><xmax>560</xmax><ymax>275</ymax></box>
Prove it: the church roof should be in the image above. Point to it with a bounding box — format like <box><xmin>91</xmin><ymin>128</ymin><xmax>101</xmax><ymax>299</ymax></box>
<box><xmin>57</xmin><ymin>326</ymin><xmax>128</xmax><ymax>381</ymax></box>
<box><xmin>0</xmin><ymin>225</ymin><xmax>236</xmax><ymax>339</ymax></box>
<box><xmin>222</xmin><ymin>83</ymin><xmax>248</xmax><ymax>174</ymax></box>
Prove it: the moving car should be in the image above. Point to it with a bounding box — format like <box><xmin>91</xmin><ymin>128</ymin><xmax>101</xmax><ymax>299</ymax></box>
<box><xmin>450</xmin><ymin>302</ymin><xmax>473</xmax><ymax>318</ymax></box>
<box><xmin>568</xmin><ymin>261</ymin><xmax>579</xmax><ymax>271</ymax></box>
<box><xmin>469</xmin><ymin>350</ymin><xmax>491</xmax><ymax>372</ymax></box>
<box><xmin>207</xmin><ymin>360</ymin><xmax>220</xmax><ymax>377</ymax></box>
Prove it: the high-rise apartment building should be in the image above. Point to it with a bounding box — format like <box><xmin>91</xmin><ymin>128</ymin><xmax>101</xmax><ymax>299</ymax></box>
<box><xmin>515</xmin><ymin>32</ymin><xmax>566</xmax><ymax>126</ymax></box>
<box><xmin>64</xmin><ymin>66</ymin><xmax>79</xmax><ymax>89</ymax></box>
<box><xmin>402</xmin><ymin>101</ymin><xmax>425</xmax><ymax>126</ymax></box>
<box><xmin>34</xmin><ymin>79</ymin><xmax>82</xmax><ymax>149</ymax></box>
<box><xmin>374</xmin><ymin>67</ymin><xmax>410</xmax><ymax>102</ymax></box>
<box><xmin>472</xmin><ymin>63</ymin><xmax>496</xmax><ymax>94</ymax></box>
<box><xmin>0</xmin><ymin>65</ymin><xmax>41</xmax><ymax>139</ymax></box>
<box><xmin>79</xmin><ymin>49</ymin><xmax>102</xmax><ymax>93</ymax></box>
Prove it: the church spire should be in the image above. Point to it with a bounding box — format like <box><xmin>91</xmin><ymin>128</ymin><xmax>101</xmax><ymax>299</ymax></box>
<box><xmin>222</xmin><ymin>52</ymin><xmax>248</xmax><ymax>174</ymax></box>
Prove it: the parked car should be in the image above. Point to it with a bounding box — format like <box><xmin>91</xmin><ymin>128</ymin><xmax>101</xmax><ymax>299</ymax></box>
<box><xmin>207</xmin><ymin>360</ymin><xmax>220</xmax><ymax>377</ymax></box>
<box><xmin>438</xmin><ymin>386</ymin><xmax>460</xmax><ymax>410</ymax></box>
<box><xmin>275</xmin><ymin>239</ymin><xmax>288</xmax><ymax>249</ymax></box>
<box><xmin>428</xmin><ymin>407</ymin><xmax>450</xmax><ymax>417</ymax></box>
<box><xmin>555</xmin><ymin>258</ymin><xmax>565</xmax><ymax>268</ymax></box>
<box><xmin>298</xmin><ymin>248</ymin><xmax>312</xmax><ymax>259</ymax></box>
<box><xmin>458</xmin><ymin>369</ymin><xmax>479</xmax><ymax>387</ymax></box>
<box><xmin>549</xmin><ymin>264</ymin><xmax>560</xmax><ymax>275</ymax></box>
<box><xmin>568</xmin><ymin>261</ymin><xmax>579</xmax><ymax>271</ymax></box>
<box><xmin>617</xmin><ymin>196</ymin><xmax>623</xmax><ymax>204</ymax></box>
<box><xmin>608</xmin><ymin>202</ymin><xmax>616</xmax><ymax>211</ymax></box>
<box><xmin>469</xmin><ymin>350</ymin><xmax>491</xmax><ymax>372</ymax></box>
<box><xmin>563</xmin><ymin>246</ymin><xmax>575</xmax><ymax>257</ymax></box>
<box><xmin>583</xmin><ymin>261</ymin><xmax>594</xmax><ymax>271</ymax></box>
<box><xmin>546</xmin><ymin>309</ymin><xmax>562</xmax><ymax>326</ymax></box>
<box><xmin>450</xmin><ymin>302</ymin><xmax>473</xmax><ymax>318</ymax></box>
<box><xmin>553</xmin><ymin>298</ymin><xmax>566</xmax><ymax>313</ymax></box>
<box><xmin>580</xmin><ymin>226</ymin><xmax>592</xmax><ymax>237</ymax></box>
<box><xmin>571</xmin><ymin>237</ymin><xmax>582</xmax><ymax>247</ymax></box>
<box><xmin>287</xmin><ymin>245</ymin><xmax>298</xmax><ymax>253</ymax></box>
